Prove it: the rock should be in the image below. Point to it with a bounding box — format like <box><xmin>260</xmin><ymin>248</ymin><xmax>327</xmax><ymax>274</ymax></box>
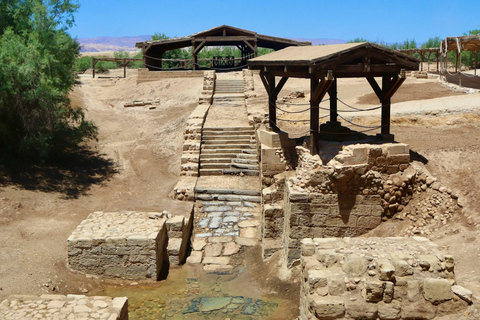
<box><xmin>204</xmin><ymin>243</ymin><xmax>223</xmax><ymax>257</ymax></box>
<box><xmin>345</xmin><ymin>300</ymin><xmax>378</xmax><ymax>320</ymax></box>
<box><xmin>222</xmin><ymin>242</ymin><xmax>240</xmax><ymax>256</ymax></box>
<box><xmin>407</xmin><ymin>280</ymin><xmax>420</xmax><ymax>302</ymax></box>
<box><xmin>365</xmin><ymin>281</ymin><xmax>384</xmax><ymax>302</ymax></box>
<box><xmin>327</xmin><ymin>275</ymin><xmax>345</xmax><ymax>296</ymax></box>
<box><xmin>308</xmin><ymin>269</ymin><xmax>328</xmax><ymax>292</ymax></box>
<box><xmin>377</xmin><ymin>300</ymin><xmax>401</xmax><ymax>320</ymax></box>
<box><xmin>192</xmin><ymin>239</ymin><xmax>207</xmax><ymax>251</ymax></box>
<box><xmin>310</xmin><ymin>295</ymin><xmax>345</xmax><ymax>319</ymax></box>
<box><xmin>343</xmin><ymin>253</ymin><xmax>368</xmax><ymax>276</ymax></box>
<box><xmin>452</xmin><ymin>285</ymin><xmax>473</xmax><ymax>304</ymax></box>
<box><xmin>383</xmin><ymin>282</ymin><xmax>394</xmax><ymax>303</ymax></box>
<box><xmin>378</xmin><ymin>259</ymin><xmax>395</xmax><ymax>281</ymax></box>
<box><xmin>186</xmin><ymin>251</ymin><xmax>203</xmax><ymax>264</ymax></box>
<box><xmin>316</xmin><ymin>249</ymin><xmax>337</xmax><ymax>267</ymax></box>
<box><xmin>423</xmin><ymin>279</ymin><xmax>452</xmax><ymax>304</ymax></box>
<box><xmin>395</xmin><ymin>260</ymin><xmax>414</xmax><ymax>277</ymax></box>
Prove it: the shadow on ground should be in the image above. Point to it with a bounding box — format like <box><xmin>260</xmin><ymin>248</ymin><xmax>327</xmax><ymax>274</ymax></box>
<box><xmin>0</xmin><ymin>147</ymin><xmax>118</xmax><ymax>199</ymax></box>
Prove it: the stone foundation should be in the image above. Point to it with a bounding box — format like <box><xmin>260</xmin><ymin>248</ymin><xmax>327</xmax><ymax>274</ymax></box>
<box><xmin>0</xmin><ymin>294</ymin><xmax>128</xmax><ymax>320</ymax></box>
<box><xmin>300</xmin><ymin>237</ymin><xmax>472</xmax><ymax>320</ymax></box>
<box><xmin>68</xmin><ymin>211</ymin><xmax>168</xmax><ymax>280</ymax></box>
<box><xmin>285</xmin><ymin>183</ymin><xmax>383</xmax><ymax>265</ymax></box>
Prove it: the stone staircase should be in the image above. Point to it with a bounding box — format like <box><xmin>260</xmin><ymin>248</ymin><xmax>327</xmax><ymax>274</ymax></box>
<box><xmin>187</xmin><ymin>188</ymin><xmax>262</xmax><ymax>273</ymax></box>
<box><xmin>212</xmin><ymin>79</ymin><xmax>245</xmax><ymax>103</ymax></box>
<box><xmin>200</xmin><ymin>127</ymin><xmax>259</xmax><ymax>176</ymax></box>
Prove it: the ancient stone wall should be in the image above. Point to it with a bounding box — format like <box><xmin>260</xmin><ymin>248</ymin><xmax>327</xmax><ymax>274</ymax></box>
<box><xmin>300</xmin><ymin>237</ymin><xmax>472</xmax><ymax>320</ymax></box>
<box><xmin>0</xmin><ymin>294</ymin><xmax>128</xmax><ymax>320</ymax></box>
<box><xmin>179</xmin><ymin>70</ymin><xmax>215</xmax><ymax>180</ymax></box>
<box><xmin>68</xmin><ymin>211</ymin><xmax>168</xmax><ymax>280</ymax></box>
<box><xmin>137</xmin><ymin>68</ymin><xmax>205</xmax><ymax>84</ymax></box>
<box><xmin>285</xmin><ymin>184</ymin><xmax>383</xmax><ymax>264</ymax></box>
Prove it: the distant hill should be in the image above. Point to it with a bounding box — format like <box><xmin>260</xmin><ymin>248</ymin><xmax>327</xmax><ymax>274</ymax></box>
<box><xmin>77</xmin><ymin>35</ymin><xmax>347</xmax><ymax>52</ymax></box>
<box><xmin>78</xmin><ymin>35</ymin><xmax>151</xmax><ymax>52</ymax></box>
<box><xmin>291</xmin><ymin>38</ymin><xmax>347</xmax><ymax>45</ymax></box>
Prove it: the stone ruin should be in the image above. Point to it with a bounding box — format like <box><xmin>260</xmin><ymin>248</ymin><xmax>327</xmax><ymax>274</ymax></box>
<box><xmin>0</xmin><ymin>294</ymin><xmax>128</xmax><ymax>320</ymax></box>
<box><xmin>300</xmin><ymin>237</ymin><xmax>472</xmax><ymax>320</ymax></box>
<box><xmin>67</xmin><ymin>210</ymin><xmax>192</xmax><ymax>280</ymax></box>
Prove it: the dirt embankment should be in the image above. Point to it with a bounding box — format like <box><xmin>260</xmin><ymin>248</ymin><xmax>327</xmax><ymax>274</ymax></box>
<box><xmin>0</xmin><ymin>70</ymin><xmax>202</xmax><ymax>300</ymax></box>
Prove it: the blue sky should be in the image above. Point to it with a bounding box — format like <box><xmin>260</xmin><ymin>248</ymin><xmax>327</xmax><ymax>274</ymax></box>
<box><xmin>70</xmin><ymin>0</ymin><xmax>480</xmax><ymax>44</ymax></box>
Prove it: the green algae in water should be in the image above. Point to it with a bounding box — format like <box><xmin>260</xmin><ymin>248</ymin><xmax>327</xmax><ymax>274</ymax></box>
<box><xmin>92</xmin><ymin>265</ymin><xmax>287</xmax><ymax>319</ymax></box>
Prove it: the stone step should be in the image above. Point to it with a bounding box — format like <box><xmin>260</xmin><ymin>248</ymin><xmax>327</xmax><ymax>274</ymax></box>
<box><xmin>231</xmin><ymin>163</ymin><xmax>259</xmax><ymax>170</ymax></box>
<box><xmin>202</xmin><ymin>131</ymin><xmax>255</xmax><ymax>137</ymax></box>
<box><xmin>200</xmin><ymin>153</ymin><xmax>257</xmax><ymax>160</ymax></box>
<box><xmin>199</xmin><ymin>168</ymin><xmax>223</xmax><ymax>176</ymax></box>
<box><xmin>201</xmin><ymin>149</ymin><xmax>258</xmax><ymax>155</ymax></box>
<box><xmin>199</xmin><ymin>168</ymin><xmax>259</xmax><ymax>176</ymax></box>
<box><xmin>202</xmin><ymin>144</ymin><xmax>256</xmax><ymax>150</ymax></box>
<box><xmin>203</xmin><ymin>127</ymin><xmax>254</xmax><ymax>132</ymax></box>
<box><xmin>195</xmin><ymin>188</ymin><xmax>261</xmax><ymax>196</ymax></box>
<box><xmin>200</xmin><ymin>158</ymin><xmax>233</xmax><ymax>164</ymax></box>
<box><xmin>200</xmin><ymin>163</ymin><xmax>231</xmax><ymax>169</ymax></box>
<box><xmin>197</xmin><ymin>194</ymin><xmax>261</xmax><ymax>203</ymax></box>
<box><xmin>223</xmin><ymin>168</ymin><xmax>259</xmax><ymax>176</ymax></box>
<box><xmin>232</xmin><ymin>158</ymin><xmax>258</xmax><ymax>165</ymax></box>
<box><xmin>202</xmin><ymin>134</ymin><xmax>254</xmax><ymax>140</ymax></box>
<box><xmin>202</xmin><ymin>139</ymin><xmax>255</xmax><ymax>145</ymax></box>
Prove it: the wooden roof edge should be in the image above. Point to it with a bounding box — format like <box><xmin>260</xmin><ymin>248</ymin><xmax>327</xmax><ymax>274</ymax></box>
<box><xmin>397</xmin><ymin>48</ymin><xmax>440</xmax><ymax>52</ymax></box>
<box><xmin>256</xmin><ymin>33</ymin><xmax>311</xmax><ymax>46</ymax></box>
<box><xmin>135</xmin><ymin>36</ymin><xmax>192</xmax><ymax>48</ymax></box>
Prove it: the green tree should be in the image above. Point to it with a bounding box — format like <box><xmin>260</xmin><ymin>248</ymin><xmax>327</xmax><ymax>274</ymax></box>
<box><xmin>0</xmin><ymin>0</ymin><xmax>96</xmax><ymax>160</ymax></box>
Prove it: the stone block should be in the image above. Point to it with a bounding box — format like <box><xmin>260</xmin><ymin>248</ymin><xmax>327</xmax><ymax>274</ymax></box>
<box><xmin>377</xmin><ymin>300</ymin><xmax>401</xmax><ymax>320</ymax></box>
<box><xmin>356</xmin><ymin>215</ymin><xmax>381</xmax><ymax>229</ymax></box>
<box><xmin>452</xmin><ymin>285</ymin><xmax>472</xmax><ymax>304</ymax></box>
<box><xmin>343</xmin><ymin>253</ymin><xmax>368</xmax><ymax>276</ymax></box>
<box><xmin>328</xmin><ymin>274</ymin><xmax>345</xmax><ymax>296</ymax></box>
<box><xmin>365</xmin><ymin>281</ymin><xmax>384</xmax><ymax>302</ymax></box>
<box><xmin>345</xmin><ymin>299</ymin><xmax>378</xmax><ymax>319</ymax></box>
<box><xmin>315</xmin><ymin>248</ymin><xmax>337</xmax><ymax>267</ymax></box>
<box><xmin>384</xmin><ymin>143</ymin><xmax>409</xmax><ymax>155</ymax></box>
<box><xmin>423</xmin><ymin>279</ymin><xmax>452</xmax><ymax>304</ymax></box>
<box><xmin>386</xmin><ymin>154</ymin><xmax>410</xmax><ymax>165</ymax></box>
<box><xmin>186</xmin><ymin>251</ymin><xmax>203</xmax><ymax>264</ymax></box>
<box><xmin>400</xmin><ymin>301</ymin><xmax>435</xmax><ymax>320</ymax></box>
<box><xmin>307</xmin><ymin>269</ymin><xmax>328</xmax><ymax>292</ymax></box>
<box><xmin>309</xmin><ymin>295</ymin><xmax>345</xmax><ymax>319</ymax></box>
<box><xmin>378</xmin><ymin>259</ymin><xmax>395</xmax><ymax>281</ymax></box>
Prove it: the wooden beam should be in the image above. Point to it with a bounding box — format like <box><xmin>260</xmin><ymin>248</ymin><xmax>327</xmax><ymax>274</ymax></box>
<box><xmin>194</xmin><ymin>36</ymin><xmax>258</xmax><ymax>42</ymax></box>
<box><xmin>273</xmin><ymin>77</ymin><xmax>288</xmax><ymax>97</ymax></box>
<box><xmin>194</xmin><ymin>40</ymin><xmax>206</xmax><ymax>55</ymax></box>
<box><xmin>381</xmin><ymin>76</ymin><xmax>391</xmax><ymax>136</ymax></box>
<box><xmin>243</xmin><ymin>40</ymin><xmax>256</xmax><ymax>52</ymax></box>
<box><xmin>92</xmin><ymin>58</ymin><xmax>97</xmax><ymax>78</ymax></box>
<box><xmin>366</xmin><ymin>76</ymin><xmax>382</xmax><ymax>100</ymax></box>
<box><xmin>311</xmin><ymin>71</ymin><xmax>334</xmax><ymax>103</ymax></box>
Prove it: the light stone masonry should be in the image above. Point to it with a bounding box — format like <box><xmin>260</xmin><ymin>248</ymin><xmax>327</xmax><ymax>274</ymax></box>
<box><xmin>300</xmin><ymin>237</ymin><xmax>471</xmax><ymax>320</ymax></box>
<box><xmin>0</xmin><ymin>294</ymin><xmax>128</xmax><ymax>320</ymax></box>
<box><xmin>68</xmin><ymin>211</ymin><xmax>167</xmax><ymax>280</ymax></box>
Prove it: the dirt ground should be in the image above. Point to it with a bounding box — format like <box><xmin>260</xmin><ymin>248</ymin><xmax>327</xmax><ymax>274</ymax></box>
<box><xmin>1</xmin><ymin>69</ymin><xmax>480</xmax><ymax>318</ymax></box>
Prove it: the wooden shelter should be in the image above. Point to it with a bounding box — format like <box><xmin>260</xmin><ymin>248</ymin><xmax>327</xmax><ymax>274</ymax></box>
<box><xmin>135</xmin><ymin>25</ymin><xmax>310</xmax><ymax>71</ymax></box>
<box><xmin>441</xmin><ymin>35</ymin><xmax>480</xmax><ymax>74</ymax></box>
<box><xmin>248</xmin><ymin>42</ymin><xmax>419</xmax><ymax>154</ymax></box>
<box><xmin>397</xmin><ymin>48</ymin><xmax>440</xmax><ymax>71</ymax></box>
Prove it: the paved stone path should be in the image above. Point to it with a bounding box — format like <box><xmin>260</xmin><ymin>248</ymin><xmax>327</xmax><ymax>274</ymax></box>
<box><xmin>188</xmin><ymin>73</ymin><xmax>263</xmax><ymax>273</ymax></box>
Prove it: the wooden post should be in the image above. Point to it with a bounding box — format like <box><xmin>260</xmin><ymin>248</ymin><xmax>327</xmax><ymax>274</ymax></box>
<box><xmin>124</xmin><ymin>59</ymin><xmax>127</xmax><ymax>78</ymax></box>
<box><xmin>192</xmin><ymin>42</ymin><xmax>197</xmax><ymax>70</ymax></box>
<box><xmin>436</xmin><ymin>52</ymin><xmax>439</xmax><ymax>73</ymax></box>
<box><xmin>92</xmin><ymin>58</ymin><xmax>97</xmax><ymax>78</ymax></box>
<box><xmin>475</xmin><ymin>51</ymin><xmax>478</xmax><ymax>76</ymax></box>
<box><xmin>381</xmin><ymin>76</ymin><xmax>391</xmax><ymax>136</ymax></box>
<box><xmin>310</xmin><ymin>77</ymin><xmax>320</xmax><ymax>154</ymax></box>
<box><xmin>459</xmin><ymin>49</ymin><xmax>462</xmax><ymax>87</ymax></box>
<box><xmin>420</xmin><ymin>52</ymin><xmax>425</xmax><ymax>71</ymax></box>
<box><xmin>259</xmin><ymin>72</ymin><xmax>288</xmax><ymax>132</ymax></box>
<box><xmin>328</xmin><ymin>78</ymin><xmax>338</xmax><ymax>123</ymax></box>
<box><xmin>455</xmin><ymin>51</ymin><xmax>458</xmax><ymax>73</ymax></box>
